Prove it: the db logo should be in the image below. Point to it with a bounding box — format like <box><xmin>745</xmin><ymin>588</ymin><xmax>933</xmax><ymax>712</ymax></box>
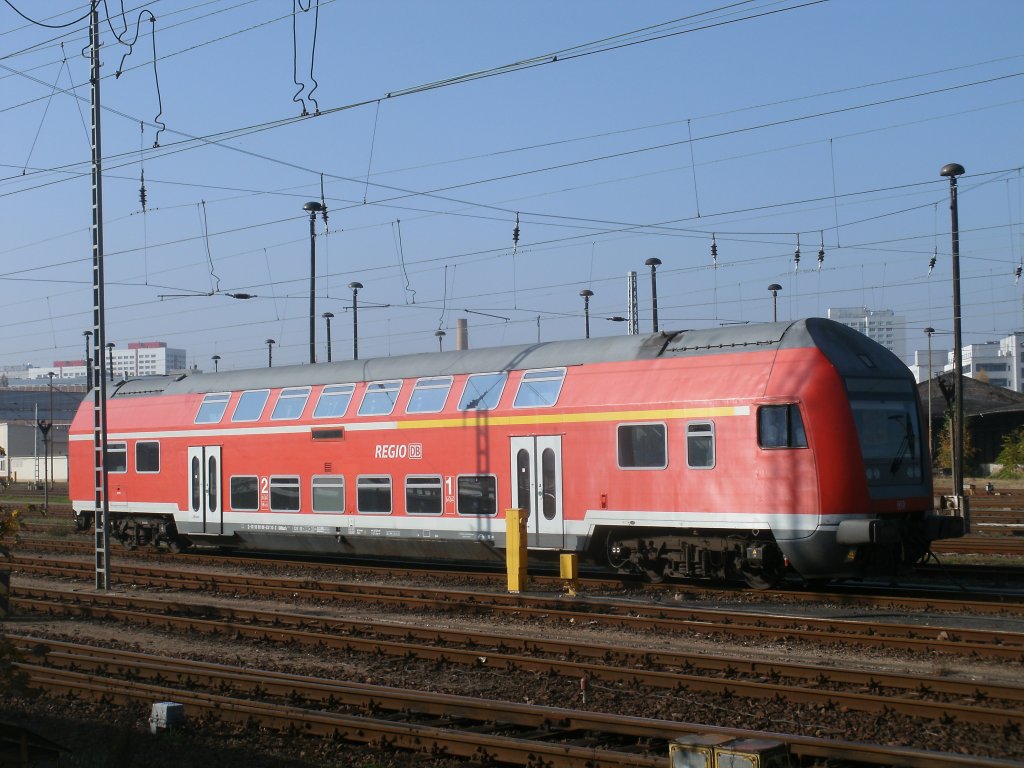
<box><xmin>409</xmin><ymin>443</ymin><xmax>423</xmax><ymax>459</ymax></box>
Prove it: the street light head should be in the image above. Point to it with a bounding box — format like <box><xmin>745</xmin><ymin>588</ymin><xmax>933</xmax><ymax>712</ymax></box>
<box><xmin>434</xmin><ymin>330</ymin><xmax>446</xmax><ymax>337</ymax></box>
<box><xmin>768</xmin><ymin>283</ymin><xmax>782</xmax><ymax>292</ymax></box>
<box><xmin>303</xmin><ymin>201</ymin><xmax>324</xmax><ymax>213</ymax></box>
<box><xmin>349</xmin><ymin>281</ymin><xmax>363</xmax><ymax>291</ymax></box>
<box><xmin>924</xmin><ymin>327</ymin><xmax>935</xmax><ymax>335</ymax></box>
<box><xmin>106</xmin><ymin>342</ymin><xmax>115</xmax><ymax>349</ymax></box>
<box><xmin>265</xmin><ymin>338</ymin><xmax>275</xmax><ymax>345</ymax></box>
<box><xmin>83</xmin><ymin>330</ymin><xmax>92</xmax><ymax>337</ymax></box>
<box><xmin>940</xmin><ymin>163</ymin><xmax>965</xmax><ymax>178</ymax></box>
<box><xmin>579</xmin><ymin>289</ymin><xmax>594</xmax><ymax>298</ymax></box>
<box><xmin>644</xmin><ymin>257</ymin><xmax>662</xmax><ymax>267</ymax></box>
<box><xmin>322</xmin><ymin>312</ymin><xmax>334</xmax><ymax>319</ymax></box>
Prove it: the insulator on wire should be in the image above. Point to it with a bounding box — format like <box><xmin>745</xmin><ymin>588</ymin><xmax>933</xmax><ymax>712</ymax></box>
<box><xmin>928</xmin><ymin>248</ymin><xmax>937</xmax><ymax>276</ymax></box>
<box><xmin>139</xmin><ymin>170</ymin><xmax>147</xmax><ymax>212</ymax></box>
<box><xmin>1016</xmin><ymin>264</ymin><xmax>1022</xmax><ymax>286</ymax></box>
<box><xmin>512</xmin><ymin>212</ymin><xmax>520</xmax><ymax>254</ymax></box>
<box><xmin>711</xmin><ymin>234</ymin><xmax>718</xmax><ymax>268</ymax></box>
<box><xmin>817</xmin><ymin>231</ymin><xmax>824</xmax><ymax>271</ymax></box>
<box><xmin>793</xmin><ymin>234</ymin><xmax>800</xmax><ymax>273</ymax></box>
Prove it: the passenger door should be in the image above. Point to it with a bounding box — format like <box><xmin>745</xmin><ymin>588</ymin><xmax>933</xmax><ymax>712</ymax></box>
<box><xmin>509</xmin><ymin>436</ymin><xmax>563</xmax><ymax>549</ymax></box>
<box><xmin>187</xmin><ymin>446</ymin><xmax>222</xmax><ymax>534</ymax></box>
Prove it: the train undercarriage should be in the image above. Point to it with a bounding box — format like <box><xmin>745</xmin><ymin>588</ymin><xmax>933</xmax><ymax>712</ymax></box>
<box><xmin>602</xmin><ymin>528</ymin><xmax>787</xmax><ymax>588</ymax></box>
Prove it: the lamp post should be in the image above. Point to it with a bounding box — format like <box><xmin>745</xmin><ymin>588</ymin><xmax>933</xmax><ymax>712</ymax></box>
<box><xmin>106</xmin><ymin>342</ymin><xmax>115</xmax><ymax>382</ymax></box>
<box><xmin>579</xmin><ymin>289</ymin><xmax>594</xmax><ymax>339</ymax></box>
<box><xmin>349</xmin><ymin>281</ymin><xmax>363</xmax><ymax>360</ymax></box>
<box><xmin>265</xmin><ymin>338</ymin><xmax>275</xmax><ymax>368</ymax></box>
<box><xmin>924</xmin><ymin>327</ymin><xmax>935</xmax><ymax>459</ymax></box>
<box><xmin>211</xmin><ymin>354</ymin><xmax>221</xmax><ymax>373</ymax></box>
<box><xmin>435</xmin><ymin>329</ymin><xmax>446</xmax><ymax>352</ymax></box>
<box><xmin>323</xmin><ymin>312</ymin><xmax>334</xmax><ymax>362</ymax></box>
<box><xmin>644</xmin><ymin>258</ymin><xmax>662</xmax><ymax>333</ymax></box>
<box><xmin>768</xmin><ymin>284</ymin><xmax>782</xmax><ymax>322</ymax></box>
<box><xmin>940</xmin><ymin>162</ymin><xmax>966</xmax><ymax>509</ymax></box>
<box><xmin>303</xmin><ymin>201</ymin><xmax>324</xmax><ymax>364</ymax></box>
<box><xmin>83</xmin><ymin>330</ymin><xmax>93</xmax><ymax>387</ymax></box>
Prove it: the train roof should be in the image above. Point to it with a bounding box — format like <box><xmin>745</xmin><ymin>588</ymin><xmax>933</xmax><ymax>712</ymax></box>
<box><xmin>108</xmin><ymin>318</ymin><xmax>910</xmax><ymax>399</ymax></box>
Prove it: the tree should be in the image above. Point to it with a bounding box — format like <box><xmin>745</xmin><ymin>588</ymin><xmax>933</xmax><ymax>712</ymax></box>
<box><xmin>995</xmin><ymin>427</ymin><xmax>1024</xmax><ymax>478</ymax></box>
<box><xmin>933</xmin><ymin>414</ymin><xmax>977</xmax><ymax>471</ymax></box>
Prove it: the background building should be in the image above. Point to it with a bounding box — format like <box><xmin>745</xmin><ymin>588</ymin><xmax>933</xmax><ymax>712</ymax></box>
<box><xmin>828</xmin><ymin>307</ymin><xmax>907</xmax><ymax>362</ymax></box>
<box><xmin>19</xmin><ymin>341</ymin><xmax>187</xmax><ymax>382</ymax></box>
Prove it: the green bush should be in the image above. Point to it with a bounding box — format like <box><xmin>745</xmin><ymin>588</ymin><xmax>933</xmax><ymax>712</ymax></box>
<box><xmin>995</xmin><ymin>426</ymin><xmax>1024</xmax><ymax>478</ymax></box>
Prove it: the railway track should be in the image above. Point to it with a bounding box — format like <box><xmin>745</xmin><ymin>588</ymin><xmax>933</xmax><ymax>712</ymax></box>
<box><xmin>9</xmin><ymin>582</ymin><xmax>1024</xmax><ymax>729</ymax></box>
<box><xmin>9</xmin><ymin>553</ymin><xmax>1024</xmax><ymax>661</ymax></box>
<box><xmin>12</xmin><ymin>536</ymin><xmax>1024</xmax><ymax>614</ymax></box>
<box><xmin>7</xmin><ymin>635</ymin><xmax>1016</xmax><ymax>768</ymax></box>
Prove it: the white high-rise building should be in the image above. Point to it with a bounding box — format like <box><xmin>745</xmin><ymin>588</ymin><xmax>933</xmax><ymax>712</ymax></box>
<box><xmin>908</xmin><ymin>331</ymin><xmax>1024</xmax><ymax>393</ymax></box>
<box><xmin>827</xmin><ymin>307</ymin><xmax>907</xmax><ymax>362</ymax></box>
<box><xmin>25</xmin><ymin>341</ymin><xmax>187</xmax><ymax>380</ymax></box>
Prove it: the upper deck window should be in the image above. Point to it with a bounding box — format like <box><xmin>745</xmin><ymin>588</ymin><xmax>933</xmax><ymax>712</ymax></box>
<box><xmin>359</xmin><ymin>380</ymin><xmax>402</xmax><ymax>416</ymax></box>
<box><xmin>513</xmin><ymin>368</ymin><xmax>566</xmax><ymax>408</ymax></box>
<box><xmin>407</xmin><ymin>377</ymin><xmax>453</xmax><ymax>414</ymax></box>
<box><xmin>195</xmin><ymin>392</ymin><xmax>230</xmax><ymax>424</ymax></box>
<box><xmin>313</xmin><ymin>384</ymin><xmax>355</xmax><ymax>418</ymax></box>
<box><xmin>232</xmin><ymin>390</ymin><xmax>270</xmax><ymax>422</ymax></box>
<box><xmin>758</xmin><ymin>405</ymin><xmax>807</xmax><ymax>449</ymax></box>
<box><xmin>271</xmin><ymin>387</ymin><xmax>311</xmax><ymax>420</ymax></box>
<box><xmin>458</xmin><ymin>372</ymin><xmax>507</xmax><ymax>411</ymax></box>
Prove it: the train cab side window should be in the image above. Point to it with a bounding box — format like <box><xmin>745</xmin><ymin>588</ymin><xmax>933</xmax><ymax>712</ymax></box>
<box><xmin>457</xmin><ymin>475</ymin><xmax>497</xmax><ymax>516</ymax></box>
<box><xmin>232</xmin><ymin>390</ymin><xmax>270</xmax><ymax>422</ymax></box>
<box><xmin>230</xmin><ymin>476</ymin><xmax>259</xmax><ymax>511</ymax></box>
<box><xmin>458</xmin><ymin>372</ymin><xmax>507</xmax><ymax>411</ymax></box>
<box><xmin>269</xmin><ymin>476</ymin><xmax>301</xmax><ymax>511</ymax></box>
<box><xmin>313</xmin><ymin>384</ymin><xmax>355</xmax><ymax>418</ymax></box>
<box><xmin>406</xmin><ymin>377</ymin><xmax>453</xmax><ymax>414</ymax></box>
<box><xmin>105</xmin><ymin>442</ymin><xmax>128</xmax><ymax>473</ymax></box>
<box><xmin>357</xmin><ymin>475</ymin><xmax>392</xmax><ymax>514</ymax></box>
<box><xmin>135</xmin><ymin>441</ymin><xmax>160</xmax><ymax>473</ymax></box>
<box><xmin>195</xmin><ymin>392</ymin><xmax>230</xmax><ymax>424</ymax></box>
<box><xmin>359</xmin><ymin>380</ymin><xmax>402</xmax><ymax>416</ymax></box>
<box><xmin>513</xmin><ymin>368</ymin><xmax>566</xmax><ymax>408</ymax></box>
<box><xmin>757</xmin><ymin>405</ymin><xmax>808</xmax><ymax>449</ymax></box>
<box><xmin>616</xmin><ymin>423</ymin><xmax>667</xmax><ymax>469</ymax></box>
<box><xmin>686</xmin><ymin>422</ymin><xmax>715</xmax><ymax>469</ymax></box>
<box><xmin>406</xmin><ymin>475</ymin><xmax>443</xmax><ymax>514</ymax></box>
<box><xmin>312</xmin><ymin>475</ymin><xmax>345</xmax><ymax>513</ymax></box>
<box><xmin>271</xmin><ymin>387</ymin><xmax>312</xmax><ymax>420</ymax></box>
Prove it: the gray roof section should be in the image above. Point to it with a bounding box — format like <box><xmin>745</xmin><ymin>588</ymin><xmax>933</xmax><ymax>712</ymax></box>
<box><xmin>109</xmin><ymin>319</ymin><xmax>873</xmax><ymax>399</ymax></box>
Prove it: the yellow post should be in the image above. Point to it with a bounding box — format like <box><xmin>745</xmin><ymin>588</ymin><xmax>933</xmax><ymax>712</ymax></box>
<box><xmin>505</xmin><ymin>508</ymin><xmax>528</xmax><ymax>593</ymax></box>
<box><xmin>559</xmin><ymin>553</ymin><xmax>579</xmax><ymax>597</ymax></box>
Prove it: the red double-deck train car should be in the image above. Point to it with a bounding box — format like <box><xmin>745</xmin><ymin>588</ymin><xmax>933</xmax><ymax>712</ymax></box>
<box><xmin>68</xmin><ymin>318</ymin><xmax>963</xmax><ymax>585</ymax></box>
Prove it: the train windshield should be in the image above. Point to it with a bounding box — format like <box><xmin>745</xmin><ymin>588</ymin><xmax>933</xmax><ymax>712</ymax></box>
<box><xmin>847</xmin><ymin>378</ymin><xmax>925</xmax><ymax>488</ymax></box>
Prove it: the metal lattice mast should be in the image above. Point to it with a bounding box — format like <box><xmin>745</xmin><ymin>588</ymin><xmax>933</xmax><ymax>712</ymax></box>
<box><xmin>90</xmin><ymin>5</ymin><xmax>111</xmax><ymax>591</ymax></box>
<box><xmin>626</xmin><ymin>271</ymin><xmax>638</xmax><ymax>335</ymax></box>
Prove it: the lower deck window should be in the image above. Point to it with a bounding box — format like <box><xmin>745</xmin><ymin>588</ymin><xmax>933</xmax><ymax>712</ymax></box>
<box><xmin>105</xmin><ymin>442</ymin><xmax>127</xmax><ymax>473</ymax></box>
<box><xmin>135</xmin><ymin>441</ymin><xmax>160</xmax><ymax>473</ymax></box>
<box><xmin>230</xmin><ymin>476</ymin><xmax>259</xmax><ymax>511</ymax></box>
<box><xmin>270</xmin><ymin>476</ymin><xmax>300</xmax><ymax>511</ymax></box>
<box><xmin>617</xmin><ymin>423</ymin><xmax>666</xmax><ymax>469</ymax></box>
<box><xmin>406</xmin><ymin>475</ymin><xmax>442</xmax><ymax>515</ymax></box>
<box><xmin>458</xmin><ymin>475</ymin><xmax>497</xmax><ymax>516</ymax></box>
<box><xmin>357</xmin><ymin>475</ymin><xmax>392</xmax><ymax>514</ymax></box>
<box><xmin>687</xmin><ymin>422</ymin><xmax>715</xmax><ymax>469</ymax></box>
<box><xmin>312</xmin><ymin>475</ymin><xmax>345</xmax><ymax>513</ymax></box>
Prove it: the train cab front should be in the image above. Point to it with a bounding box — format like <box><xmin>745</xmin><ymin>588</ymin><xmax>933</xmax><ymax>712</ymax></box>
<box><xmin>785</xmin><ymin>374</ymin><xmax>965</xmax><ymax>581</ymax></box>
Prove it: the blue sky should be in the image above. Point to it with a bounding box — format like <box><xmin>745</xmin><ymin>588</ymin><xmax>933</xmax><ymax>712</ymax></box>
<box><xmin>2</xmin><ymin>0</ymin><xmax>1022</xmax><ymax>371</ymax></box>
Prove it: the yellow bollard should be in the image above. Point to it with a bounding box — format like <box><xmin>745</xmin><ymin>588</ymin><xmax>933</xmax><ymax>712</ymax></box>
<box><xmin>560</xmin><ymin>553</ymin><xmax>579</xmax><ymax>597</ymax></box>
<box><xmin>505</xmin><ymin>508</ymin><xmax>528</xmax><ymax>593</ymax></box>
